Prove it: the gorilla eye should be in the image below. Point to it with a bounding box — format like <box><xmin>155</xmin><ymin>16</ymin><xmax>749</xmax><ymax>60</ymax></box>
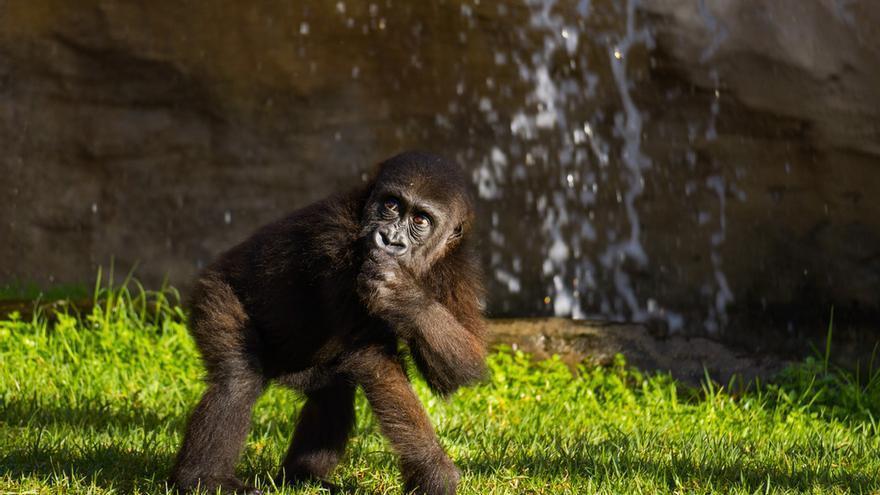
<box><xmin>383</xmin><ymin>198</ymin><xmax>400</xmax><ymax>212</ymax></box>
<box><xmin>412</xmin><ymin>213</ymin><xmax>431</xmax><ymax>227</ymax></box>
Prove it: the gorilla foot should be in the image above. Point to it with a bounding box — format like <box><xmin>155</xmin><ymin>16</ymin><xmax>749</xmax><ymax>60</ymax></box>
<box><xmin>275</xmin><ymin>472</ymin><xmax>343</xmax><ymax>493</ymax></box>
<box><xmin>403</xmin><ymin>458</ymin><xmax>461</xmax><ymax>495</ymax></box>
<box><xmin>172</xmin><ymin>476</ymin><xmax>262</xmax><ymax>495</ymax></box>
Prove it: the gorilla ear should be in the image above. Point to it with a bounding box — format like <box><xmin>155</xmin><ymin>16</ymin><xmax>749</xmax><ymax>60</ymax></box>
<box><xmin>447</xmin><ymin>224</ymin><xmax>464</xmax><ymax>244</ymax></box>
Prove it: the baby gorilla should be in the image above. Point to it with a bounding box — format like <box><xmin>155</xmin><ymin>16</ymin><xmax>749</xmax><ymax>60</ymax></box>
<box><xmin>170</xmin><ymin>151</ymin><xmax>487</xmax><ymax>495</ymax></box>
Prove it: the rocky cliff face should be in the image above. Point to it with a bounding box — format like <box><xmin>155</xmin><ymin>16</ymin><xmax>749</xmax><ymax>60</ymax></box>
<box><xmin>641</xmin><ymin>0</ymin><xmax>880</xmax><ymax>341</ymax></box>
<box><xmin>1</xmin><ymin>1</ymin><xmax>878</xmax><ymax>346</ymax></box>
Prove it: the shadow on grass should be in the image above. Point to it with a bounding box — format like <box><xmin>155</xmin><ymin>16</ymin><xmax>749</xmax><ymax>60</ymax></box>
<box><xmin>1</xmin><ymin>396</ymin><xmax>179</xmax><ymax>431</ymax></box>
<box><xmin>0</xmin><ymin>443</ymin><xmax>172</xmax><ymax>493</ymax></box>
<box><xmin>8</xmin><ymin>437</ymin><xmax>873</xmax><ymax>494</ymax></box>
<box><xmin>0</xmin><ymin>398</ymin><xmax>176</xmax><ymax>492</ymax></box>
<box><xmin>460</xmin><ymin>437</ymin><xmax>879</xmax><ymax>493</ymax></box>
<box><xmin>0</xmin><ymin>442</ymin><xmax>377</xmax><ymax>494</ymax></box>
<box><xmin>7</xmin><ymin>396</ymin><xmax>874</xmax><ymax>493</ymax></box>
<box><xmin>0</xmin><ymin>398</ymin><xmax>374</xmax><ymax>494</ymax></box>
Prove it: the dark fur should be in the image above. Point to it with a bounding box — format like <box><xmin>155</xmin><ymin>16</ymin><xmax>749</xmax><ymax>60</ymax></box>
<box><xmin>170</xmin><ymin>151</ymin><xmax>487</xmax><ymax>495</ymax></box>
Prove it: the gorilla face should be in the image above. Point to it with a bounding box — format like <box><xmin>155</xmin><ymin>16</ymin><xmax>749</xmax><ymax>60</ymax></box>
<box><xmin>372</xmin><ymin>194</ymin><xmax>434</xmax><ymax>256</ymax></box>
<box><xmin>360</xmin><ymin>152</ymin><xmax>471</xmax><ymax>274</ymax></box>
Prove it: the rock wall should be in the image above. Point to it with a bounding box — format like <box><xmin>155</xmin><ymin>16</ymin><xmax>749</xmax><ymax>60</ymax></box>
<box><xmin>1</xmin><ymin>1</ymin><xmax>878</xmax><ymax>347</ymax></box>
<box><xmin>0</xmin><ymin>1</ymin><xmax>483</xmax><ymax>286</ymax></box>
<box><xmin>641</xmin><ymin>0</ymin><xmax>880</xmax><ymax>344</ymax></box>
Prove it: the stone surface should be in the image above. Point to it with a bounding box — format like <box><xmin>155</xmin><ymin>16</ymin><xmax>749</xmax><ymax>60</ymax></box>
<box><xmin>0</xmin><ymin>1</ymin><xmax>878</xmax><ymax>347</ymax></box>
<box><xmin>640</xmin><ymin>0</ymin><xmax>880</xmax><ymax>330</ymax></box>
<box><xmin>489</xmin><ymin>318</ymin><xmax>788</xmax><ymax>386</ymax></box>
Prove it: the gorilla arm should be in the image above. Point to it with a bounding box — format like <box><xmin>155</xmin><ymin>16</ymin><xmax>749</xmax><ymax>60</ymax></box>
<box><xmin>358</xmin><ymin>251</ymin><xmax>487</xmax><ymax>396</ymax></box>
<box><xmin>402</xmin><ymin>298</ymin><xmax>486</xmax><ymax>395</ymax></box>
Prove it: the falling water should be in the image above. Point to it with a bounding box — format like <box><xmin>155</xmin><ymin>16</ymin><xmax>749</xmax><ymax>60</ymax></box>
<box><xmin>468</xmin><ymin>0</ymin><xmax>738</xmax><ymax>332</ymax></box>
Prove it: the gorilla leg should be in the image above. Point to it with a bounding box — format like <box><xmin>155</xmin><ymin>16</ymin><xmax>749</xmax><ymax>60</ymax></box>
<box><xmin>357</xmin><ymin>353</ymin><xmax>460</xmax><ymax>495</ymax></box>
<box><xmin>278</xmin><ymin>383</ymin><xmax>356</xmax><ymax>483</ymax></box>
<box><xmin>171</xmin><ymin>371</ymin><xmax>265</xmax><ymax>493</ymax></box>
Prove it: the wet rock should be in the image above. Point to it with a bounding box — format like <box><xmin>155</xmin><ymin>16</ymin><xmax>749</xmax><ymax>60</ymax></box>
<box><xmin>642</xmin><ymin>0</ymin><xmax>880</xmax><ymax>315</ymax></box>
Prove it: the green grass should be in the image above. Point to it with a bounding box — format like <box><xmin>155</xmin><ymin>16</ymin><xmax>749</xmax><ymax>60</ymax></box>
<box><xmin>1</xmin><ymin>285</ymin><xmax>879</xmax><ymax>494</ymax></box>
<box><xmin>0</xmin><ymin>281</ymin><xmax>89</xmax><ymax>301</ymax></box>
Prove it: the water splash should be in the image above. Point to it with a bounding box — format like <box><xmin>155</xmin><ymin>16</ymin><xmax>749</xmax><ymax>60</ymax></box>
<box><xmin>460</xmin><ymin>0</ymin><xmax>738</xmax><ymax>332</ymax></box>
<box><xmin>697</xmin><ymin>0</ymin><xmax>729</xmax><ymax>62</ymax></box>
<box><xmin>597</xmin><ymin>0</ymin><xmax>657</xmax><ymax>324</ymax></box>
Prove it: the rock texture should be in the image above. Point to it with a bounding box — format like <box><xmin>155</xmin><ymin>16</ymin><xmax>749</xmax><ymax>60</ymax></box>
<box><xmin>641</xmin><ymin>0</ymin><xmax>880</xmax><ymax>336</ymax></box>
<box><xmin>0</xmin><ymin>1</ymin><xmax>482</xmax><ymax>287</ymax></box>
<box><xmin>0</xmin><ymin>1</ymin><xmax>878</xmax><ymax>348</ymax></box>
<box><xmin>489</xmin><ymin>318</ymin><xmax>788</xmax><ymax>386</ymax></box>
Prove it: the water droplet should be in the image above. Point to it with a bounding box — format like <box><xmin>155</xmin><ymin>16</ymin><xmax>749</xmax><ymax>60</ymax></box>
<box><xmin>613</xmin><ymin>48</ymin><xmax>623</xmax><ymax>60</ymax></box>
<box><xmin>224</xmin><ymin>211</ymin><xmax>232</xmax><ymax>224</ymax></box>
<box><xmin>299</xmin><ymin>22</ymin><xmax>310</xmax><ymax>35</ymax></box>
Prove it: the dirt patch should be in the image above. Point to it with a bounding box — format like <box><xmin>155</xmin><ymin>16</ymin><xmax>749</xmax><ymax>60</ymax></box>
<box><xmin>489</xmin><ymin>318</ymin><xmax>790</xmax><ymax>386</ymax></box>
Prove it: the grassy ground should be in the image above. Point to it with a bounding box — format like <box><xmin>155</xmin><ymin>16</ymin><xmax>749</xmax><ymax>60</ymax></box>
<box><xmin>1</xmin><ymin>285</ymin><xmax>879</xmax><ymax>494</ymax></box>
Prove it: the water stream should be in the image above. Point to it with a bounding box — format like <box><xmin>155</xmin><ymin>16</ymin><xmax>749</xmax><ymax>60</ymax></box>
<box><xmin>464</xmin><ymin>0</ymin><xmax>737</xmax><ymax>332</ymax></box>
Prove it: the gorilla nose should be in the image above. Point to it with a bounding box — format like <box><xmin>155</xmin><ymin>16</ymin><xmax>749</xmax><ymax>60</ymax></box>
<box><xmin>375</xmin><ymin>230</ymin><xmax>408</xmax><ymax>256</ymax></box>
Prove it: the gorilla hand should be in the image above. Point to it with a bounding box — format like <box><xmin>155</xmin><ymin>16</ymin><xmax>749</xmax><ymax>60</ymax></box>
<box><xmin>357</xmin><ymin>250</ymin><xmax>428</xmax><ymax>334</ymax></box>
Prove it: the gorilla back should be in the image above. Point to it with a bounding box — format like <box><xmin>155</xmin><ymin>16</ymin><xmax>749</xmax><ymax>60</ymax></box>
<box><xmin>171</xmin><ymin>151</ymin><xmax>487</xmax><ymax>495</ymax></box>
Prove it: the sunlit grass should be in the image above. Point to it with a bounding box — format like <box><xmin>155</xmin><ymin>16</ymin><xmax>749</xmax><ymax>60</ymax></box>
<box><xmin>1</xmin><ymin>283</ymin><xmax>879</xmax><ymax>494</ymax></box>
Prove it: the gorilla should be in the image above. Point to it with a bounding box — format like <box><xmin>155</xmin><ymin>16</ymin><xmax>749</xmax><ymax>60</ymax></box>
<box><xmin>170</xmin><ymin>151</ymin><xmax>487</xmax><ymax>495</ymax></box>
